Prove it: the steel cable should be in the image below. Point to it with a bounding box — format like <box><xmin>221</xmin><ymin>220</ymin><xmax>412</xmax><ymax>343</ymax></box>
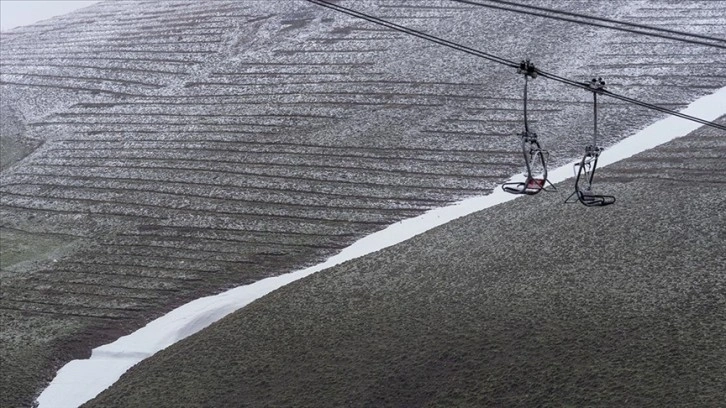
<box><xmin>305</xmin><ymin>0</ymin><xmax>726</xmax><ymax>131</ymax></box>
<box><xmin>306</xmin><ymin>0</ymin><xmax>519</xmax><ymax>68</ymax></box>
<box><xmin>463</xmin><ymin>0</ymin><xmax>726</xmax><ymax>44</ymax></box>
<box><xmin>451</xmin><ymin>0</ymin><xmax>726</xmax><ymax>50</ymax></box>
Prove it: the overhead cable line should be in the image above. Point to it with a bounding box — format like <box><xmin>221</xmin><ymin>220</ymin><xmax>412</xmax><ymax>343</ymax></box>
<box><xmin>305</xmin><ymin>0</ymin><xmax>726</xmax><ymax>132</ymax></box>
<box><xmin>533</xmin><ymin>71</ymin><xmax>723</xmax><ymax>129</ymax></box>
<box><xmin>307</xmin><ymin>0</ymin><xmax>519</xmax><ymax>69</ymax></box>
<box><xmin>454</xmin><ymin>0</ymin><xmax>726</xmax><ymax>44</ymax></box>
<box><xmin>450</xmin><ymin>0</ymin><xmax>726</xmax><ymax>50</ymax></box>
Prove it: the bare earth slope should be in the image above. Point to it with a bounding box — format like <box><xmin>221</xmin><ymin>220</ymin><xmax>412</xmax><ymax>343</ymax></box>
<box><xmin>1</xmin><ymin>1</ymin><xmax>725</xmax><ymax>406</ymax></box>
<box><xmin>88</xmin><ymin>118</ymin><xmax>726</xmax><ymax>407</ymax></box>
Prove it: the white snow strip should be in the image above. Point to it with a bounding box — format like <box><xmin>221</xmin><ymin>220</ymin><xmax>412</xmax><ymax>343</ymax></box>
<box><xmin>36</xmin><ymin>86</ymin><xmax>725</xmax><ymax>408</ymax></box>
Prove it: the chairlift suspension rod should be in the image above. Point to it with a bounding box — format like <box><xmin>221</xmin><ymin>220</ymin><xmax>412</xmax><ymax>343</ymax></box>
<box><xmin>587</xmin><ymin>77</ymin><xmax>607</xmax><ymax>146</ymax></box>
<box><xmin>524</xmin><ymin>75</ymin><xmax>530</xmax><ymax>133</ymax></box>
<box><xmin>519</xmin><ymin>60</ymin><xmax>537</xmax><ymax>135</ymax></box>
<box><xmin>593</xmin><ymin>91</ymin><xmax>598</xmax><ymax>147</ymax></box>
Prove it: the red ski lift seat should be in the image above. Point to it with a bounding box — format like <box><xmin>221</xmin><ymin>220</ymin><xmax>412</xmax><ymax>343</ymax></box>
<box><xmin>502</xmin><ymin>60</ymin><xmax>555</xmax><ymax>196</ymax></box>
<box><xmin>502</xmin><ymin>132</ymin><xmax>551</xmax><ymax>195</ymax></box>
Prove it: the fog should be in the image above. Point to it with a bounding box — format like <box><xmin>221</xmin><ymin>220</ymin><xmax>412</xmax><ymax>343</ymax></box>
<box><xmin>0</xmin><ymin>0</ymin><xmax>99</xmax><ymax>31</ymax></box>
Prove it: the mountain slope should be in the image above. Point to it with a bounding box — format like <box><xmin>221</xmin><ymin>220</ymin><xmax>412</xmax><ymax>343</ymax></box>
<box><xmin>88</xmin><ymin>117</ymin><xmax>726</xmax><ymax>407</ymax></box>
<box><xmin>1</xmin><ymin>0</ymin><xmax>725</xmax><ymax>406</ymax></box>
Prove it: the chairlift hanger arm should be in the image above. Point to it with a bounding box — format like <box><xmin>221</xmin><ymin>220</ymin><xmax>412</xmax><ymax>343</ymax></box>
<box><xmin>518</xmin><ymin>60</ymin><xmax>538</xmax><ymax>134</ymax></box>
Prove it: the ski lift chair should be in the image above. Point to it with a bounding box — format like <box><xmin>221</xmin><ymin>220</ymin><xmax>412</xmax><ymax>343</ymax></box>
<box><xmin>502</xmin><ymin>60</ymin><xmax>555</xmax><ymax>196</ymax></box>
<box><xmin>565</xmin><ymin>78</ymin><xmax>616</xmax><ymax>207</ymax></box>
<box><xmin>502</xmin><ymin>132</ymin><xmax>551</xmax><ymax>195</ymax></box>
<box><xmin>568</xmin><ymin>145</ymin><xmax>616</xmax><ymax>206</ymax></box>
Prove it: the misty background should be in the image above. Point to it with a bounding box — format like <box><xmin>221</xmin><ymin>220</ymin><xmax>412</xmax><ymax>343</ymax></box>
<box><xmin>0</xmin><ymin>0</ymin><xmax>99</xmax><ymax>31</ymax></box>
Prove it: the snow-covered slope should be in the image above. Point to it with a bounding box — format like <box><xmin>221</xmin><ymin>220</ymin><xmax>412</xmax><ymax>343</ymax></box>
<box><xmin>85</xmin><ymin>113</ymin><xmax>726</xmax><ymax>407</ymax></box>
<box><xmin>39</xmin><ymin>87</ymin><xmax>726</xmax><ymax>408</ymax></box>
<box><xmin>1</xmin><ymin>1</ymin><xmax>724</xmax><ymax>406</ymax></box>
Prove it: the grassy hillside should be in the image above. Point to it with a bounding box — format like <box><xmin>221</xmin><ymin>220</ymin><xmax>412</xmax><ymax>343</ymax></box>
<box><xmin>88</xmin><ymin>118</ymin><xmax>726</xmax><ymax>407</ymax></box>
<box><xmin>1</xmin><ymin>0</ymin><xmax>725</xmax><ymax>406</ymax></box>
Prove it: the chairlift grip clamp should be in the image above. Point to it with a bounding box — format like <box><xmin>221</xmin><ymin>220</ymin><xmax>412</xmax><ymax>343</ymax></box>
<box><xmin>585</xmin><ymin>144</ymin><xmax>603</xmax><ymax>156</ymax></box>
<box><xmin>518</xmin><ymin>59</ymin><xmax>538</xmax><ymax>79</ymax></box>
<box><xmin>587</xmin><ymin>77</ymin><xmax>606</xmax><ymax>94</ymax></box>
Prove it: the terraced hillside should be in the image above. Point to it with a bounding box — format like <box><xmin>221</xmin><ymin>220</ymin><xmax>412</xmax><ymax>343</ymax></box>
<box><xmin>1</xmin><ymin>1</ymin><xmax>725</xmax><ymax>406</ymax></box>
<box><xmin>87</xmin><ymin>116</ymin><xmax>726</xmax><ymax>407</ymax></box>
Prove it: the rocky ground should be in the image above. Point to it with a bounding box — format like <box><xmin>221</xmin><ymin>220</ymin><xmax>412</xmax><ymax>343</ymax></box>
<box><xmin>88</xmin><ymin>117</ymin><xmax>726</xmax><ymax>407</ymax></box>
<box><xmin>1</xmin><ymin>1</ymin><xmax>725</xmax><ymax>406</ymax></box>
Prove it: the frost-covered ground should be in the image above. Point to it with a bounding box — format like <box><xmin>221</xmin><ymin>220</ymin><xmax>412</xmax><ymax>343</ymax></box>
<box><xmin>1</xmin><ymin>1</ymin><xmax>725</xmax><ymax>407</ymax></box>
<box><xmin>85</xmin><ymin>115</ymin><xmax>726</xmax><ymax>407</ymax></box>
<box><xmin>37</xmin><ymin>87</ymin><xmax>726</xmax><ymax>408</ymax></box>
